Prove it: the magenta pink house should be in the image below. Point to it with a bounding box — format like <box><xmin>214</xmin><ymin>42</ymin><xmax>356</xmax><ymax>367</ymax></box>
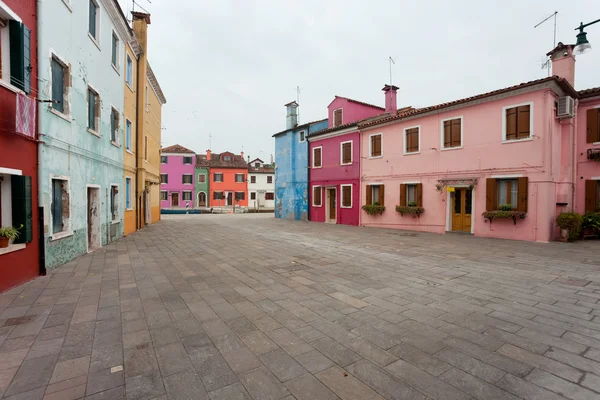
<box><xmin>358</xmin><ymin>43</ymin><xmax>599</xmax><ymax>242</ymax></box>
<box><xmin>307</xmin><ymin>88</ymin><xmax>399</xmax><ymax>225</ymax></box>
<box><xmin>159</xmin><ymin>144</ymin><xmax>196</xmax><ymax>208</ymax></box>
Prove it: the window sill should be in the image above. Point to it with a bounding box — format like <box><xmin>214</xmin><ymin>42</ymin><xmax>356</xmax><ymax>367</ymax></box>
<box><xmin>340</xmin><ymin>206</ymin><xmax>353</xmax><ymax>209</ymax></box>
<box><xmin>125</xmin><ymin>208</ymin><xmax>134</xmax><ymax>211</ymax></box>
<box><xmin>111</xmin><ymin>141</ymin><xmax>120</xmax><ymax>148</ymax></box>
<box><xmin>368</xmin><ymin>155</ymin><xmax>383</xmax><ymax>159</ymax></box>
<box><xmin>112</xmin><ymin>63</ymin><xmax>120</xmax><ymax>75</ymax></box>
<box><xmin>126</xmin><ymin>82</ymin><xmax>134</xmax><ymax>93</ymax></box>
<box><xmin>88</xmin><ymin>33</ymin><xmax>101</xmax><ymax>50</ymax></box>
<box><xmin>340</xmin><ymin>162</ymin><xmax>352</xmax><ymax>166</ymax></box>
<box><xmin>88</xmin><ymin>128</ymin><xmax>100</xmax><ymax>137</ymax></box>
<box><xmin>502</xmin><ymin>137</ymin><xmax>534</xmax><ymax>144</ymax></box>
<box><xmin>0</xmin><ymin>243</ymin><xmax>26</xmax><ymax>256</ymax></box>
<box><xmin>441</xmin><ymin>146</ymin><xmax>463</xmax><ymax>151</ymax></box>
<box><xmin>111</xmin><ymin>220</ymin><xmax>120</xmax><ymax>224</ymax></box>
<box><xmin>61</xmin><ymin>0</ymin><xmax>72</xmax><ymax>12</ymax></box>
<box><xmin>0</xmin><ymin>79</ymin><xmax>23</xmax><ymax>94</ymax></box>
<box><xmin>404</xmin><ymin>151</ymin><xmax>420</xmax><ymax>156</ymax></box>
<box><xmin>126</xmin><ymin>149</ymin><xmax>134</xmax><ymax>154</ymax></box>
<box><xmin>312</xmin><ymin>205</ymin><xmax>323</xmax><ymax>208</ymax></box>
<box><xmin>50</xmin><ymin>231</ymin><xmax>73</xmax><ymax>241</ymax></box>
<box><xmin>593</xmin><ymin>142</ymin><xmax>600</xmax><ymax>146</ymax></box>
<box><xmin>312</xmin><ymin>166</ymin><xmax>323</xmax><ymax>169</ymax></box>
<box><xmin>49</xmin><ymin>108</ymin><xmax>72</xmax><ymax>122</ymax></box>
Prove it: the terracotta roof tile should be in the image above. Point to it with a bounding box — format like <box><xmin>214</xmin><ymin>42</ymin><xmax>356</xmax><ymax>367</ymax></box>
<box><xmin>248</xmin><ymin>166</ymin><xmax>275</xmax><ymax>174</ymax></box>
<box><xmin>334</xmin><ymin>96</ymin><xmax>385</xmax><ymax>111</ymax></box>
<box><xmin>579</xmin><ymin>87</ymin><xmax>600</xmax><ymax>99</ymax></box>
<box><xmin>161</xmin><ymin>144</ymin><xmax>195</xmax><ymax>154</ymax></box>
<box><xmin>196</xmin><ymin>152</ymin><xmax>248</xmax><ymax>169</ymax></box>
<box><xmin>272</xmin><ymin>118</ymin><xmax>328</xmax><ymax>137</ymax></box>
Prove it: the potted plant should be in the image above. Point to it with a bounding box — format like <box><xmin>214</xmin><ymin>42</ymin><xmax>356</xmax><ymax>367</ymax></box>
<box><xmin>482</xmin><ymin>204</ymin><xmax>526</xmax><ymax>225</ymax></box>
<box><xmin>395</xmin><ymin>201</ymin><xmax>425</xmax><ymax>217</ymax></box>
<box><xmin>362</xmin><ymin>202</ymin><xmax>385</xmax><ymax>216</ymax></box>
<box><xmin>0</xmin><ymin>226</ymin><xmax>20</xmax><ymax>248</ymax></box>
<box><xmin>582</xmin><ymin>212</ymin><xmax>600</xmax><ymax>239</ymax></box>
<box><xmin>556</xmin><ymin>212</ymin><xmax>583</xmax><ymax>242</ymax></box>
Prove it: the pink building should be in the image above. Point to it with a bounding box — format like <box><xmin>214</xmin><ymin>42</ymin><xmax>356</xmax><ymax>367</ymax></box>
<box><xmin>160</xmin><ymin>144</ymin><xmax>196</xmax><ymax>208</ymax></box>
<box><xmin>308</xmin><ymin>89</ymin><xmax>401</xmax><ymax>225</ymax></box>
<box><xmin>358</xmin><ymin>43</ymin><xmax>599</xmax><ymax>242</ymax></box>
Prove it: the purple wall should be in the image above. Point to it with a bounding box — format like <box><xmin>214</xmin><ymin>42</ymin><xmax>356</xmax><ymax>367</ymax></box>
<box><xmin>160</xmin><ymin>155</ymin><xmax>195</xmax><ymax>208</ymax></box>
<box><xmin>327</xmin><ymin>97</ymin><xmax>384</xmax><ymax>128</ymax></box>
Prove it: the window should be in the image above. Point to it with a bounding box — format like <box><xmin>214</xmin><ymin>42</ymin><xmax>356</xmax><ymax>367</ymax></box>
<box><xmin>585</xmin><ymin>180</ymin><xmax>600</xmax><ymax>212</ymax></box>
<box><xmin>87</xmin><ymin>87</ymin><xmax>100</xmax><ymax>133</ymax></box>
<box><xmin>312</xmin><ymin>147</ymin><xmax>322</xmax><ymax>168</ymax></box>
<box><xmin>442</xmin><ymin>117</ymin><xmax>462</xmax><ymax>149</ymax></box>
<box><xmin>1</xmin><ymin>20</ymin><xmax>32</xmax><ymax>93</ymax></box>
<box><xmin>89</xmin><ymin>0</ymin><xmax>99</xmax><ymax>41</ymax></box>
<box><xmin>126</xmin><ymin>54</ymin><xmax>133</xmax><ymax>87</ymax></box>
<box><xmin>0</xmin><ymin>174</ymin><xmax>33</xmax><ymax>244</ymax></box>
<box><xmin>299</xmin><ymin>131</ymin><xmax>305</xmax><ymax>142</ymax></box>
<box><xmin>51</xmin><ymin>177</ymin><xmax>70</xmax><ymax>235</ymax></box>
<box><xmin>213</xmin><ymin>191</ymin><xmax>224</xmax><ymax>200</ymax></box>
<box><xmin>110</xmin><ymin>185</ymin><xmax>118</xmax><ymax>222</ymax></box>
<box><xmin>399</xmin><ymin>183</ymin><xmax>422</xmax><ymax>207</ymax></box>
<box><xmin>198</xmin><ymin>174</ymin><xmax>206</xmax><ymax>183</ymax></box>
<box><xmin>250</xmin><ymin>176</ymin><xmax>256</xmax><ymax>184</ymax></box>
<box><xmin>223</xmin><ymin>155</ymin><xmax>232</xmax><ymax>161</ymax></box>
<box><xmin>369</xmin><ymin>134</ymin><xmax>382</xmax><ymax>157</ymax></box>
<box><xmin>161</xmin><ymin>156</ymin><xmax>167</xmax><ymax>164</ymax></box>
<box><xmin>504</xmin><ymin>104</ymin><xmax>531</xmax><ymax>141</ymax></box>
<box><xmin>254</xmin><ymin>162</ymin><xmax>260</xmax><ymax>168</ymax></box>
<box><xmin>111</xmin><ymin>32</ymin><xmax>119</xmax><ymax>68</ymax></box>
<box><xmin>51</xmin><ymin>56</ymin><xmax>69</xmax><ymax>115</ymax></box>
<box><xmin>341</xmin><ymin>185</ymin><xmax>352</xmax><ymax>208</ymax></box>
<box><xmin>160</xmin><ymin>174</ymin><xmax>168</xmax><ymax>184</ymax></box>
<box><xmin>312</xmin><ymin>186</ymin><xmax>322</xmax><ymax>207</ymax></box>
<box><xmin>341</xmin><ymin>141</ymin><xmax>352</xmax><ymax>165</ymax></box>
<box><xmin>486</xmin><ymin>177</ymin><xmax>528</xmax><ymax>212</ymax></box>
<box><xmin>214</xmin><ymin>173</ymin><xmax>223</xmax><ymax>182</ymax></box>
<box><xmin>235</xmin><ymin>192</ymin><xmax>245</xmax><ymax>201</ymax></box>
<box><xmin>183</xmin><ymin>156</ymin><xmax>193</xmax><ymax>164</ymax></box>
<box><xmin>125</xmin><ymin>177</ymin><xmax>132</xmax><ymax>209</ymax></box>
<box><xmin>145</xmin><ymin>85</ymin><xmax>149</xmax><ymax>112</ymax></box>
<box><xmin>235</xmin><ymin>174</ymin><xmax>244</xmax><ymax>183</ymax></box>
<box><xmin>404</xmin><ymin>126</ymin><xmax>420</xmax><ymax>154</ymax></box>
<box><xmin>265</xmin><ymin>192</ymin><xmax>274</xmax><ymax>200</ymax></box>
<box><xmin>110</xmin><ymin>108</ymin><xmax>119</xmax><ymax>144</ymax></box>
<box><xmin>250</xmin><ymin>192</ymin><xmax>256</xmax><ymax>200</ymax></box>
<box><xmin>144</xmin><ymin>136</ymin><xmax>148</xmax><ymax>161</ymax></box>
<box><xmin>198</xmin><ymin>192</ymin><xmax>207</xmax><ymax>207</ymax></box>
<box><xmin>333</xmin><ymin>109</ymin><xmax>343</xmax><ymax>127</ymax></box>
<box><xmin>160</xmin><ymin>191</ymin><xmax>167</xmax><ymax>201</ymax></box>
<box><xmin>182</xmin><ymin>174</ymin><xmax>193</xmax><ymax>184</ymax></box>
<box><xmin>125</xmin><ymin>119</ymin><xmax>132</xmax><ymax>151</ymax></box>
<box><xmin>267</xmin><ymin>176</ymin><xmax>273</xmax><ymax>184</ymax></box>
<box><xmin>365</xmin><ymin>184</ymin><xmax>384</xmax><ymax>206</ymax></box>
<box><xmin>182</xmin><ymin>191</ymin><xmax>192</xmax><ymax>201</ymax></box>
<box><xmin>587</xmin><ymin>108</ymin><xmax>600</xmax><ymax>143</ymax></box>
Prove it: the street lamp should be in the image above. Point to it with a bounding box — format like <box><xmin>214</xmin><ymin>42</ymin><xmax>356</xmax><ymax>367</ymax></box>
<box><xmin>574</xmin><ymin>19</ymin><xmax>600</xmax><ymax>55</ymax></box>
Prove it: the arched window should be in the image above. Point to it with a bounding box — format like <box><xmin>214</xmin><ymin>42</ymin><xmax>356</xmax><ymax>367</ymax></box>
<box><xmin>198</xmin><ymin>192</ymin><xmax>206</xmax><ymax>207</ymax></box>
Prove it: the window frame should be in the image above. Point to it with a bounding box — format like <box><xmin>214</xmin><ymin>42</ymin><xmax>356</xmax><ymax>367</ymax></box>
<box><xmin>333</xmin><ymin>108</ymin><xmax>343</xmax><ymax>127</ymax></box>
<box><xmin>125</xmin><ymin>118</ymin><xmax>133</xmax><ymax>152</ymax></box>
<box><xmin>182</xmin><ymin>191</ymin><xmax>192</xmax><ymax>202</ymax></box>
<box><xmin>340</xmin><ymin>140</ymin><xmax>352</xmax><ymax>165</ymax></box>
<box><xmin>312</xmin><ymin>186</ymin><xmax>322</xmax><ymax>207</ymax></box>
<box><xmin>110</xmin><ymin>184</ymin><xmax>119</xmax><ymax>223</ymax></box>
<box><xmin>440</xmin><ymin>116</ymin><xmax>463</xmax><ymax>151</ymax></box>
<box><xmin>267</xmin><ymin>175</ymin><xmax>273</xmax><ymax>184</ymax></box>
<box><xmin>265</xmin><ymin>192</ymin><xmax>274</xmax><ymax>200</ymax></box>
<box><xmin>299</xmin><ymin>131</ymin><xmax>305</xmax><ymax>142</ymax></box>
<box><xmin>213</xmin><ymin>191</ymin><xmax>224</xmax><ymax>200</ymax></box>
<box><xmin>250</xmin><ymin>175</ymin><xmax>256</xmax><ymax>184</ymax></box>
<box><xmin>502</xmin><ymin>102</ymin><xmax>534</xmax><ymax>143</ymax></box>
<box><xmin>235</xmin><ymin>173</ymin><xmax>245</xmax><ymax>183</ymax></box>
<box><xmin>88</xmin><ymin>0</ymin><xmax>100</xmax><ymax>47</ymax></box>
<box><xmin>403</xmin><ymin>125</ymin><xmax>421</xmax><ymax>155</ymax></box>
<box><xmin>125</xmin><ymin>176</ymin><xmax>133</xmax><ymax>210</ymax></box>
<box><xmin>125</xmin><ymin>53</ymin><xmax>133</xmax><ymax>89</ymax></box>
<box><xmin>235</xmin><ymin>191</ymin><xmax>245</xmax><ymax>201</ymax></box>
<box><xmin>87</xmin><ymin>85</ymin><xmax>100</xmax><ymax>136</ymax></box>
<box><xmin>110</xmin><ymin>106</ymin><xmax>119</xmax><ymax>145</ymax></box>
<box><xmin>182</xmin><ymin>174</ymin><xmax>193</xmax><ymax>185</ymax></box>
<box><xmin>160</xmin><ymin>191</ymin><xmax>168</xmax><ymax>201</ymax></box>
<box><xmin>495</xmin><ymin>178</ymin><xmax>519</xmax><ymax>210</ymax></box>
<box><xmin>214</xmin><ymin>172</ymin><xmax>224</xmax><ymax>182</ymax></box>
<box><xmin>50</xmin><ymin>175</ymin><xmax>72</xmax><ymax>240</ymax></box>
<box><xmin>160</xmin><ymin>156</ymin><xmax>167</xmax><ymax>164</ymax></box>
<box><xmin>312</xmin><ymin>146</ymin><xmax>322</xmax><ymax>169</ymax></box>
<box><xmin>144</xmin><ymin>136</ymin><xmax>148</xmax><ymax>161</ymax></box>
<box><xmin>160</xmin><ymin>174</ymin><xmax>168</xmax><ymax>184</ymax></box>
<box><xmin>49</xmin><ymin>52</ymin><xmax>71</xmax><ymax>119</ymax></box>
<box><xmin>588</xmin><ymin>106</ymin><xmax>600</xmax><ymax>144</ymax></box>
<box><xmin>340</xmin><ymin>184</ymin><xmax>352</xmax><ymax>208</ymax></box>
<box><xmin>368</xmin><ymin>133</ymin><xmax>383</xmax><ymax>159</ymax></box>
<box><xmin>250</xmin><ymin>192</ymin><xmax>256</xmax><ymax>200</ymax></box>
<box><xmin>111</xmin><ymin>30</ymin><xmax>119</xmax><ymax>71</ymax></box>
<box><xmin>182</xmin><ymin>156</ymin><xmax>193</xmax><ymax>165</ymax></box>
<box><xmin>198</xmin><ymin>174</ymin><xmax>206</xmax><ymax>183</ymax></box>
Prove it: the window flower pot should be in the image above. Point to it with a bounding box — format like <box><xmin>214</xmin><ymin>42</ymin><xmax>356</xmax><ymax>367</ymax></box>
<box><xmin>362</xmin><ymin>204</ymin><xmax>385</xmax><ymax>216</ymax></box>
<box><xmin>482</xmin><ymin>210</ymin><xmax>526</xmax><ymax>225</ymax></box>
<box><xmin>395</xmin><ymin>205</ymin><xmax>424</xmax><ymax>217</ymax></box>
<box><xmin>0</xmin><ymin>237</ymin><xmax>9</xmax><ymax>248</ymax></box>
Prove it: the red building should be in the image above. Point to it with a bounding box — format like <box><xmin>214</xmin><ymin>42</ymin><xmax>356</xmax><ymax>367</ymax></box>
<box><xmin>197</xmin><ymin>150</ymin><xmax>249</xmax><ymax>208</ymax></box>
<box><xmin>0</xmin><ymin>0</ymin><xmax>41</xmax><ymax>292</ymax></box>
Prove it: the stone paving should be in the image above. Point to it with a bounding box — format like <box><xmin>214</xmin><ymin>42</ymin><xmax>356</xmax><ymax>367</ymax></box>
<box><xmin>1</xmin><ymin>214</ymin><xmax>600</xmax><ymax>400</ymax></box>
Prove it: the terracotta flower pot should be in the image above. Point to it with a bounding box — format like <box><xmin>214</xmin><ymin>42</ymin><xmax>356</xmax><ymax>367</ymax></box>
<box><xmin>0</xmin><ymin>237</ymin><xmax>9</xmax><ymax>248</ymax></box>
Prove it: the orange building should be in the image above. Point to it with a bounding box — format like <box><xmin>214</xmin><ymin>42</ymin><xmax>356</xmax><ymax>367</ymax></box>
<box><xmin>197</xmin><ymin>151</ymin><xmax>248</xmax><ymax>207</ymax></box>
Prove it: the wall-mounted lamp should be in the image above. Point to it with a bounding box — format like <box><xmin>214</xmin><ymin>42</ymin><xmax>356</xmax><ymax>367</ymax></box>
<box><xmin>574</xmin><ymin>18</ymin><xmax>600</xmax><ymax>55</ymax></box>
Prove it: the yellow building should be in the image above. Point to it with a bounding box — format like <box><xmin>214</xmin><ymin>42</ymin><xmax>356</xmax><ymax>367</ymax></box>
<box><xmin>123</xmin><ymin>11</ymin><xmax>167</xmax><ymax>236</ymax></box>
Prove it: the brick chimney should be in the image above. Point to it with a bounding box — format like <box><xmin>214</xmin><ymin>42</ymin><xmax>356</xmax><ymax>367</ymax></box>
<box><xmin>206</xmin><ymin>149</ymin><xmax>211</xmax><ymax>161</ymax></box>
<box><xmin>382</xmin><ymin>85</ymin><xmax>399</xmax><ymax>114</ymax></box>
<box><xmin>547</xmin><ymin>42</ymin><xmax>575</xmax><ymax>87</ymax></box>
<box><xmin>241</xmin><ymin>151</ymin><xmax>244</xmax><ymax>159</ymax></box>
<box><xmin>284</xmin><ymin>101</ymin><xmax>299</xmax><ymax>129</ymax></box>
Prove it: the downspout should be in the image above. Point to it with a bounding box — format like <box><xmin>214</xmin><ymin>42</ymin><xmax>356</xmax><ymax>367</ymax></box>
<box><xmin>307</xmin><ymin>126</ymin><xmax>310</xmax><ymax>222</ymax></box>
<box><xmin>134</xmin><ymin>55</ymin><xmax>140</xmax><ymax>231</ymax></box>
<box><xmin>36</xmin><ymin>0</ymin><xmax>46</xmax><ymax>275</ymax></box>
<box><xmin>571</xmin><ymin>99</ymin><xmax>578</xmax><ymax>212</ymax></box>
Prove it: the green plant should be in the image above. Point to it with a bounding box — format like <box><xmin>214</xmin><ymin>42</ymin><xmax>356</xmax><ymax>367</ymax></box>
<box><xmin>396</xmin><ymin>205</ymin><xmax>425</xmax><ymax>217</ymax></box>
<box><xmin>498</xmin><ymin>204</ymin><xmax>513</xmax><ymax>211</ymax></box>
<box><xmin>407</xmin><ymin>201</ymin><xmax>417</xmax><ymax>207</ymax></box>
<box><xmin>582</xmin><ymin>212</ymin><xmax>600</xmax><ymax>232</ymax></box>
<box><xmin>482</xmin><ymin>210</ymin><xmax>526</xmax><ymax>225</ymax></box>
<box><xmin>0</xmin><ymin>226</ymin><xmax>21</xmax><ymax>240</ymax></box>
<box><xmin>556</xmin><ymin>212</ymin><xmax>583</xmax><ymax>241</ymax></box>
<box><xmin>362</xmin><ymin>204</ymin><xmax>385</xmax><ymax>216</ymax></box>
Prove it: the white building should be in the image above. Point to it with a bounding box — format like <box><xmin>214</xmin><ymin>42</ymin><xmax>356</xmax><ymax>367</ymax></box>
<box><xmin>247</xmin><ymin>158</ymin><xmax>274</xmax><ymax>211</ymax></box>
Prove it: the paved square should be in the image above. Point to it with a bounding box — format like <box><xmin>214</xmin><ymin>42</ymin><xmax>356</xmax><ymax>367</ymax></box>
<box><xmin>1</xmin><ymin>213</ymin><xmax>600</xmax><ymax>399</ymax></box>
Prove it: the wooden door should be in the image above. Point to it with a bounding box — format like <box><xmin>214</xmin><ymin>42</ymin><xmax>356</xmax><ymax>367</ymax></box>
<box><xmin>198</xmin><ymin>192</ymin><xmax>206</xmax><ymax>207</ymax></box>
<box><xmin>227</xmin><ymin>192</ymin><xmax>233</xmax><ymax>206</ymax></box>
<box><xmin>451</xmin><ymin>188</ymin><xmax>472</xmax><ymax>233</ymax></box>
<box><xmin>328</xmin><ymin>189</ymin><xmax>336</xmax><ymax>221</ymax></box>
<box><xmin>171</xmin><ymin>192</ymin><xmax>179</xmax><ymax>207</ymax></box>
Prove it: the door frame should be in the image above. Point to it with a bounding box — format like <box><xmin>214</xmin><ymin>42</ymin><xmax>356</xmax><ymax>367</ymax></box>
<box><xmin>325</xmin><ymin>187</ymin><xmax>337</xmax><ymax>223</ymax></box>
<box><xmin>225</xmin><ymin>191</ymin><xmax>232</xmax><ymax>206</ymax></box>
<box><xmin>86</xmin><ymin>184</ymin><xmax>102</xmax><ymax>252</ymax></box>
<box><xmin>170</xmin><ymin>192</ymin><xmax>179</xmax><ymax>207</ymax></box>
<box><xmin>197</xmin><ymin>191</ymin><xmax>206</xmax><ymax>207</ymax></box>
<box><xmin>445</xmin><ymin>184</ymin><xmax>474</xmax><ymax>234</ymax></box>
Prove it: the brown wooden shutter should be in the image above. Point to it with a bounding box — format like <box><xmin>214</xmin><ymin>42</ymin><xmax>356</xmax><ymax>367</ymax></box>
<box><xmin>379</xmin><ymin>185</ymin><xmax>385</xmax><ymax>207</ymax></box>
<box><xmin>314</xmin><ymin>148</ymin><xmax>321</xmax><ymax>167</ymax></box>
<box><xmin>585</xmin><ymin>180</ymin><xmax>598</xmax><ymax>212</ymax></box>
<box><xmin>334</xmin><ymin>109</ymin><xmax>342</xmax><ymax>127</ymax></box>
<box><xmin>366</xmin><ymin>185</ymin><xmax>372</xmax><ymax>205</ymax></box>
<box><xmin>413</xmin><ymin>129</ymin><xmax>419</xmax><ymax>152</ymax></box>
<box><xmin>443</xmin><ymin>121</ymin><xmax>451</xmax><ymax>147</ymax></box>
<box><xmin>416</xmin><ymin>183</ymin><xmax>423</xmax><ymax>207</ymax></box>
<box><xmin>399</xmin><ymin>184</ymin><xmax>406</xmax><ymax>207</ymax></box>
<box><xmin>506</xmin><ymin>107</ymin><xmax>517</xmax><ymax>140</ymax></box>
<box><xmin>342</xmin><ymin>143</ymin><xmax>351</xmax><ymax>164</ymax></box>
<box><xmin>451</xmin><ymin>119</ymin><xmax>461</xmax><ymax>147</ymax></box>
<box><xmin>517</xmin><ymin>177</ymin><xmax>528</xmax><ymax>212</ymax></box>
<box><xmin>486</xmin><ymin>178</ymin><xmax>497</xmax><ymax>211</ymax></box>
<box><xmin>517</xmin><ymin>106</ymin><xmax>530</xmax><ymax>139</ymax></box>
<box><xmin>372</xmin><ymin>135</ymin><xmax>381</xmax><ymax>157</ymax></box>
<box><xmin>343</xmin><ymin>186</ymin><xmax>351</xmax><ymax>207</ymax></box>
<box><xmin>588</xmin><ymin>109</ymin><xmax>599</xmax><ymax>143</ymax></box>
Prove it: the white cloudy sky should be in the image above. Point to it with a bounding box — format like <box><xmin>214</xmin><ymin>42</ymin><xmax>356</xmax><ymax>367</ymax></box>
<box><xmin>118</xmin><ymin>0</ymin><xmax>600</xmax><ymax>163</ymax></box>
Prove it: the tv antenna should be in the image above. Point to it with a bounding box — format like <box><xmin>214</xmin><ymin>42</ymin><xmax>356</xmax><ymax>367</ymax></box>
<box><xmin>535</xmin><ymin>11</ymin><xmax>558</xmax><ymax>76</ymax></box>
<box><xmin>389</xmin><ymin>56</ymin><xmax>395</xmax><ymax>85</ymax></box>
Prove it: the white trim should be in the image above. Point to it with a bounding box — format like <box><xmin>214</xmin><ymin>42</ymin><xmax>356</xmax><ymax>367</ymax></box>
<box><xmin>160</xmin><ymin>153</ymin><xmax>196</xmax><ymax>157</ymax></box>
<box><xmin>182</xmin><ymin>155</ymin><xmax>194</xmax><ymax>165</ymax></box>
<box><xmin>440</xmin><ymin>116</ymin><xmax>464</xmax><ymax>151</ymax></box>
<box><xmin>110</xmin><ymin>106</ymin><xmax>120</xmax><ymax>145</ymax></box>
<box><xmin>160</xmin><ymin>190</ymin><xmax>168</xmax><ymax>201</ymax></box>
<box><xmin>49</xmin><ymin>175</ymin><xmax>72</xmax><ymax>240</ymax></box>
<box><xmin>312</xmin><ymin>186</ymin><xmax>322</xmax><ymax>207</ymax></box>
<box><xmin>85</xmin><ymin>184</ymin><xmax>102</xmax><ymax>253</ymax></box>
<box><xmin>0</xmin><ymin>1</ymin><xmax>22</xmax><ymax>22</ymax></box>
<box><xmin>325</xmin><ymin>187</ymin><xmax>337</xmax><ymax>223</ymax></box>
<box><xmin>490</xmin><ymin>174</ymin><xmax>524</xmax><ymax>179</ymax></box>
<box><xmin>198</xmin><ymin>173</ymin><xmax>206</xmax><ymax>184</ymax></box>
<box><xmin>235</xmin><ymin>173</ymin><xmax>245</xmax><ymax>183</ymax></box>
<box><xmin>368</xmin><ymin>133</ymin><xmax>383</xmax><ymax>159</ymax></box>
<box><xmin>401</xmin><ymin>180</ymin><xmax>420</xmax><ymax>184</ymax></box>
<box><xmin>49</xmin><ymin>50</ymin><xmax>72</xmax><ymax>120</ymax></box>
<box><xmin>445</xmin><ymin>185</ymin><xmax>474</xmax><ymax>234</ymax></box>
<box><xmin>340</xmin><ymin>141</ymin><xmax>353</xmax><ymax>165</ymax></box>
<box><xmin>299</xmin><ymin>130</ymin><xmax>305</xmax><ymax>142</ymax></box>
<box><xmin>182</xmin><ymin>190</ymin><xmax>193</xmax><ymax>202</ymax></box>
<box><xmin>86</xmin><ymin>84</ymin><xmax>101</xmax><ymax>135</ymax></box>
<box><xmin>197</xmin><ymin>191</ymin><xmax>207</xmax><ymax>207</ymax></box>
<box><xmin>111</xmin><ymin>29</ymin><xmax>120</xmax><ymax>70</ymax></box>
<box><xmin>125</xmin><ymin>176</ymin><xmax>133</xmax><ymax>210</ymax></box>
<box><xmin>591</xmin><ymin>177</ymin><xmax>600</xmax><ymax>180</ymax></box>
<box><xmin>60</xmin><ymin>0</ymin><xmax>72</xmax><ymax>11</ymax></box>
<box><xmin>125</xmin><ymin>53</ymin><xmax>134</xmax><ymax>90</ymax></box>
<box><xmin>0</xmin><ymin>80</ymin><xmax>21</xmax><ymax>94</ymax></box>
<box><xmin>312</xmin><ymin>146</ymin><xmax>323</xmax><ymax>169</ymax></box>
<box><xmin>88</xmin><ymin>0</ymin><xmax>101</xmax><ymax>49</ymax></box>
<box><xmin>110</xmin><ymin>183</ymin><xmax>120</xmax><ymax>224</ymax></box>
<box><xmin>307</xmin><ymin>126</ymin><xmax>358</xmax><ymax>142</ymax></box>
<box><xmin>366</xmin><ymin>182</ymin><xmax>384</xmax><ymax>185</ymax></box>
<box><xmin>403</xmin><ymin>125</ymin><xmax>421</xmax><ymax>155</ymax></box>
<box><xmin>333</xmin><ymin>108</ymin><xmax>343</xmax><ymax>127</ymax></box>
<box><xmin>0</xmin><ymin>167</ymin><xmax>22</xmax><ymax>175</ymax></box>
<box><xmin>340</xmin><ymin>184</ymin><xmax>352</xmax><ymax>208</ymax></box>
<box><xmin>125</xmin><ymin>118</ymin><xmax>133</xmax><ymax>151</ymax></box>
<box><xmin>0</xmin><ymin>243</ymin><xmax>25</xmax><ymax>256</ymax></box>
<box><xmin>502</xmin><ymin>101</ymin><xmax>534</xmax><ymax>143</ymax></box>
<box><xmin>182</xmin><ymin>174</ymin><xmax>193</xmax><ymax>185</ymax></box>
<box><xmin>213</xmin><ymin>171</ymin><xmax>224</xmax><ymax>182</ymax></box>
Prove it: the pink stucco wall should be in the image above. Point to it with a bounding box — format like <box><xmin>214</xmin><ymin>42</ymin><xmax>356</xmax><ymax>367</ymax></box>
<box><xmin>327</xmin><ymin>97</ymin><xmax>384</xmax><ymax>128</ymax></box>
<box><xmin>160</xmin><ymin>155</ymin><xmax>196</xmax><ymax>208</ymax></box>
<box><xmin>575</xmin><ymin>98</ymin><xmax>600</xmax><ymax>214</ymax></box>
<box><xmin>309</xmin><ymin>131</ymin><xmax>361</xmax><ymax>225</ymax></box>
<box><xmin>360</xmin><ymin>89</ymin><xmax>566</xmax><ymax>242</ymax></box>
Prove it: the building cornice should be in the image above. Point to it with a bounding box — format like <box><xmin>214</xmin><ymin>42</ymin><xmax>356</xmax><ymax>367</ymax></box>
<box><xmin>146</xmin><ymin>62</ymin><xmax>166</xmax><ymax>104</ymax></box>
<box><xmin>307</xmin><ymin>126</ymin><xmax>358</xmax><ymax>142</ymax></box>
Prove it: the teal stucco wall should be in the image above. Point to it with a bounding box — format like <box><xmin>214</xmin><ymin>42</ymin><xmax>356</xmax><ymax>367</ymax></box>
<box><xmin>195</xmin><ymin>167</ymin><xmax>209</xmax><ymax>207</ymax></box>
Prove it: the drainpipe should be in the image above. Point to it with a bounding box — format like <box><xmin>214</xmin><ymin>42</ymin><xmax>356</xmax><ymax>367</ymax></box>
<box><xmin>572</xmin><ymin>99</ymin><xmax>578</xmax><ymax>212</ymax></box>
<box><xmin>36</xmin><ymin>0</ymin><xmax>46</xmax><ymax>274</ymax></box>
<box><xmin>134</xmin><ymin>59</ymin><xmax>140</xmax><ymax>231</ymax></box>
<box><xmin>306</xmin><ymin>127</ymin><xmax>310</xmax><ymax>221</ymax></box>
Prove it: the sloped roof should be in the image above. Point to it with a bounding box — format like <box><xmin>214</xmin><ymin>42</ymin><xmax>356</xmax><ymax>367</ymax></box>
<box><xmin>249</xmin><ymin>158</ymin><xmax>264</xmax><ymax>164</ymax></box>
<box><xmin>161</xmin><ymin>144</ymin><xmax>195</xmax><ymax>154</ymax></box>
<box><xmin>196</xmin><ymin>153</ymin><xmax>248</xmax><ymax>169</ymax></box>
<box><xmin>579</xmin><ymin>87</ymin><xmax>600</xmax><ymax>99</ymax></box>
<box><xmin>249</xmin><ymin>166</ymin><xmax>275</xmax><ymax>174</ymax></box>
<box><xmin>272</xmin><ymin>118</ymin><xmax>328</xmax><ymax>138</ymax></box>
<box><xmin>329</xmin><ymin>96</ymin><xmax>385</xmax><ymax>111</ymax></box>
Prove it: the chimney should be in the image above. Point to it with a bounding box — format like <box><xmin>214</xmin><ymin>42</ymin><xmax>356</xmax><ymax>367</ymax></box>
<box><xmin>547</xmin><ymin>42</ymin><xmax>575</xmax><ymax>87</ymax></box>
<box><xmin>382</xmin><ymin>85</ymin><xmax>399</xmax><ymax>114</ymax></box>
<box><xmin>284</xmin><ymin>101</ymin><xmax>299</xmax><ymax>129</ymax></box>
<box><xmin>241</xmin><ymin>151</ymin><xmax>244</xmax><ymax>159</ymax></box>
<box><xmin>206</xmin><ymin>149</ymin><xmax>211</xmax><ymax>161</ymax></box>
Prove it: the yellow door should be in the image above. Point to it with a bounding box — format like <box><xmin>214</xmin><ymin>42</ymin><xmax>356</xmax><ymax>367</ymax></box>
<box><xmin>451</xmin><ymin>188</ymin><xmax>472</xmax><ymax>233</ymax></box>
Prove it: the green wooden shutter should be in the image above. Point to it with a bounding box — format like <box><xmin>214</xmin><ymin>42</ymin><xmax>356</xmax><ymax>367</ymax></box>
<box><xmin>9</xmin><ymin>21</ymin><xmax>31</xmax><ymax>94</ymax></box>
<box><xmin>11</xmin><ymin>175</ymin><xmax>32</xmax><ymax>243</ymax></box>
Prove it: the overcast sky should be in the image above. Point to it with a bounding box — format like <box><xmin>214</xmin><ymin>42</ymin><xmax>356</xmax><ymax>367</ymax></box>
<box><xmin>118</xmin><ymin>0</ymin><xmax>599</xmax><ymax>163</ymax></box>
